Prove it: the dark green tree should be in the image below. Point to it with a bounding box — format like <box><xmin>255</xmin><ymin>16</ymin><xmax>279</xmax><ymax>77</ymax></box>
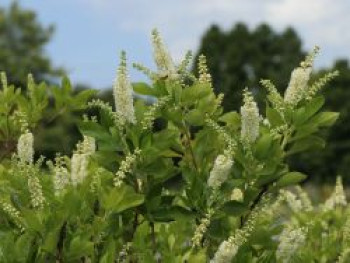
<box><xmin>0</xmin><ymin>1</ymin><xmax>63</xmax><ymax>87</ymax></box>
<box><xmin>194</xmin><ymin>23</ymin><xmax>305</xmax><ymax>111</ymax></box>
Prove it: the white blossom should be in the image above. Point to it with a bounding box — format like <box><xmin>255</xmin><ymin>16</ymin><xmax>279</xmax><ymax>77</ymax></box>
<box><xmin>198</xmin><ymin>54</ymin><xmax>212</xmax><ymax>86</ymax></box>
<box><xmin>280</xmin><ymin>190</ymin><xmax>303</xmax><ymax>213</ymax></box>
<box><xmin>17</xmin><ymin>132</ymin><xmax>34</xmax><ymax>164</ymax></box>
<box><xmin>231</xmin><ymin>188</ymin><xmax>244</xmax><ymax>202</ymax></box>
<box><xmin>70</xmin><ymin>136</ymin><xmax>96</xmax><ymax>186</ymax></box>
<box><xmin>113</xmin><ymin>51</ymin><xmax>135</xmax><ymax>124</ymax></box>
<box><xmin>334</xmin><ymin>176</ymin><xmax>347</xmax><ymax>206</ymax></box>
<box><xmin>207</xmin><ymin>154</ymin><xmax>233</xmax><ymax>188</ymax></box>
<box><xmin>276</xmin><ymin>227</ymin><xmax>307</xmax><ymax>263</ymax></box>
<box><xmin>260</xmin><ymin>79</ymin><xmax>284</xmax><ymax>111</ymax></box>
<box><xmin>141</xmin><ymin>96</ymin><xmax>170</xmax><ymax>130</ymax></box>
<box><xmin>1</xmin><ymin>201</ymin><xmax>24</xmax><ymax>231</ymax></box>
<box><xmin>28</xmin><ymin>175</ymin><xmax>45</xmax><ymax>209</ymax></box>
<box><xmin>295</xmin><ymin>186</ymin><xmax>313</xmax><ymax>212</ymax></box>
<box><xmin>323</xmin><ymin>176</ymin><xmax>347</xmax><ymax>211</ymax></box>
<box><xmin>240</xmin><ymin>90</ymin><xmax>259</xmax><ymax>143</ymax></box>
<box><xmin>262</xmin><ymin>118</ymin><xmax>271</xmax><ymax>127</ymax></box>
<box><xmin>71</xmin><ymin>153</ymin><xmax>88</xmax><ymax>186</ymax></box>
<box><xmin>339</xmin><ymin>215</ymin><xmax>350</xmax><ymax>263</ymax></box>
<box><xmin>82</xmin><ymin>135</ymin><xmax>96</xmax><ymax>155</ymax></box>
<box><xmin>212</xmin><ymin>196</ymin><xmax>276</xmax><ymax>263</ymax></box>
<box><xmin>151</xmin><ymin>29</ymin><xmax>177</xmax><ymax>79</ymax></box>
<box><xmin>192</xmin><ymin>210</ymin><xmax>213</xmax><ymax>248</ymax></box>
<box><xmin>211</xmin><ymin>240</ymin><xmax>239</xmax><ymax>263</ymax></box>
<box><xmin>114</xmin><ymin>149</ymin><xmax>142</xmax><ymax>187</ymax></box>
<box><xmin>284</xmin><ymin>67</ymin><xmax>312</xmax><ymax>106</ymax></box>
<box><xmin>53</xmin><ymin>165</ymin><xmax>69</xmax><ymax>195</ymax></box>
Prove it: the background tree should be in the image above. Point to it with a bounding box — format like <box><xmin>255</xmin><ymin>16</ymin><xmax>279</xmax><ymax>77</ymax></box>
<box><xmin>194</xmin><ymin>23</ymin><xmax>304</xmax><ymax>112</ymax></box>
<box><xmin>0</xmin><ymin>1</ymin><xmax>63</xmax><ymax>87</ymax></box>
<box><xmin>0</xmin><ymin>2</ymin><xmax>88</xmax><ymax>159</ymax></box>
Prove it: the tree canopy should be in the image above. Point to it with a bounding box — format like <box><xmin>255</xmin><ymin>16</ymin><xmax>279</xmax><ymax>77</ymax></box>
<box><xmin>194</xmin><ymin>23</ymin><xmax>305</xmax><ymax>112</ymax></box>
<box><xmin>0</xmin><ymin>2</ymin><xmax>63</xmax><ymax>87</ymax></box>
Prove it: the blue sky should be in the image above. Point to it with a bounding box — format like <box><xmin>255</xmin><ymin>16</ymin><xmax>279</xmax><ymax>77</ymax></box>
<box><xmin>3</xmin><ymin>0</ymin><xmax>350</xmax><ymax>89</ymax></box>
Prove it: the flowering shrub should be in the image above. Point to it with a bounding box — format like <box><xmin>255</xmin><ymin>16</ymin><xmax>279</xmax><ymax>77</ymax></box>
<box><xmin>249</xmin><ymin>177</ymin><xmax>350</xmax><ymax>263</ymax></box>
<box><xmin>0</xmin><ymin>30</ymin><xmax>341</xmax><ymax>262</ymax></box>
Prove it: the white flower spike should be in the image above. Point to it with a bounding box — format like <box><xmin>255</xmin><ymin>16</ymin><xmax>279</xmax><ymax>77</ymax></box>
<box><xmin>113</xmin><ymin>51</ymin><xmax>136</xmax><ymax>124</ymax></box>
<box><xmin>17</xmin><ymin>132</ymin><xmax>34</xmax><ymax>164</ymax></box>
<box><xmin>241</xmin><ymin>89</ymin><xmax>260</xmax><ymax>143</ymax></box>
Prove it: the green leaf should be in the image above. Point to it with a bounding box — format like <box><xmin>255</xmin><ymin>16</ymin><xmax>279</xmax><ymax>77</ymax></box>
<box><xmin>99</xmin><ymin>239</ymin><xmax>116</xmax><ymax>263</ymax></box>
<box><xmin>101</xmin><ymin>185</ymin><xmax>144</xmax><ymax>213</ymax></box>
<box><xmin>187</xmin><ymin>248</ymin><xmax>207</xmax><ymax>263</ymax></box>
<box><xmin>287</xmin><ymin>136</ymin><xmax>325</xmax><ymax>155</ymax></box>
<box><xmin>185</xmin><ymin>109</ymin><xmax>204</xmax><ymax>126</ymax></box>
<box><xmin>133</xmin><ymin>82</ymin><xmax>156</xmax><ymax>96</ymax></box>
<box><xmin>61</xmin><ymin>190</ymin><xmax>83</xmax><ymax>217</ymax></box>
<box><xmin>62</xmin><ymin>76</ymin><xmax>72</xmax><ymax>95</ymax></box>
<box><xmin>222</xmin><ymin>201</ymin><xmax>248</xmax><ymax>216</ymax></box>
<box><xmin>219</xmin><ymin>112</ymin><xmax>240</xmax><ymax>129</ymax></box>
<box><xmin>181</xmin><ymin>83</ymin><xmax>212</xmax><ymax>105</ymax></box>
<box><xmin>151</xmin><ymin>206</ymin><xmax>192</xmax><ymax>222</ymax></box>
<box><xmin>73</xmin><ymin>89</ymin><xmax>97</xmax><ymax>110</ymax></box>
<box><xmin>65</xmin><ymin>236</ymin><xmax>94</xmax><ymax>261</ymax></box>
<box><xmin>312</xmin><ymin>112</ymin><xmax>339</xmax><ymax>127</ymax></box>
<box><xmin>292</xmin><ymin>124</ymin><xmax>319</xmax><ymax>141</ymax></box>
<box><xmin>79</xmin><ymin>121</ymin><xmax>111</xmax><ymax>141</ymax></box>
<box><xmin>14</xmin><ymin>233</ymin><xmax>32</xmax><ymax>261</ymax></box>
<box><xmin>266</xmin><ymin>107</ymin><xmax>284</xmax><ymax>127</ymax></box>
<box><xmin>22</xmin><ymin>210</ymin><xmax>43</xmax><ymax>233</ymax></box>
<box><xmin>254</xmin><ymin>134</ymin><xmax>273</xmax><ymax>159</ymax></box>
<box><xmin>50</xmin><ymin>86</ymin><xmax>65</xmax><ymax>109</ymax></box>
<box><xmin>41</xmin><ymin>227</ymin><xmax>61</xmax><ymax>253</ymax></box>
<box><xmin>275</xmin><ymin>172</ymin><xmax>307</xmax><ymax>188</ymax></box>
<box><xmin>294</xmin><ymin>96</ymin><xmax>325</xmax><ymax>126</ymax></box>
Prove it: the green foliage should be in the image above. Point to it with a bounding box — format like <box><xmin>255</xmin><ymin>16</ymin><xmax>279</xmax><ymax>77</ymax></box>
<box><xmin>290</xmin><ymin>60</ymin><xmax>350</xmax><ymax>183</ymax></box>
<box><xmin>0</xmin><ymin>72</ymin><xmax>96</xmax><ymax>162</ymax></box>
<box><xmin>195</xmin><ymin>23</ymin><xmax>350</xmax><ymax>184</ymax></box>
<box><xmin>0</xmin><ymin>31</ymin><xmax>340</xmax><ymax>262</ymax></box>
<box><xmin>249</xmin><ymin>178</ymin><xmax>350</xmax><ymax>263</ymax></box>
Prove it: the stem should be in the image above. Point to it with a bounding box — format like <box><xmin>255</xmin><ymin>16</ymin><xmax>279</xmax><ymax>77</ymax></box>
<box><xmin>56</xmin><ymin>221</ymin><xmax>67</xmax><ymax>262</ymax></box>
<box><xmin>281</xmin><ymin>133</ymin><xmax>289</xmax><ymax>151</ymax></box>
<box><xmin>181</xmin><ymin>121</ymin><xmax>199</xmax><ymax>172</ymax></box>
<box><xmin>5</xmin><ymin>114</ymin><xmax>10</xmax><ymax>139</ymax></box>
<box><xmin>150</xmin><ymin>222</ymin><xmax>157</xmax><ymax>255</ymax></box>
<box><xmin>118</xmin><ymin>126</ymin><xmax>130</xmax><ymax>154</ymax></box>
<box><xmin>130</xmin><ymin>212</ymin><xmax>139</xmax><ymax>240</ymax></box>
<box><xmin>45</xmin><ymin>107</ymin><xmax>66</xmax><ymax>125</ymax></box>
<box><xmin>281</xmin><ymin>127</ymin><xmax>294</xmax><ymax>152</ymax></box>
<box><xmin>240</xmin><ymin>185</ymin><xmax>268</xmax><ymax>227</ymax></box>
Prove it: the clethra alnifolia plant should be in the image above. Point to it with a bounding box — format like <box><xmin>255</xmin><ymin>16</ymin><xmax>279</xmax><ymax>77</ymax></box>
<box><xmin>0</xmin><ymin>30</ymin><xmax>341</xmax><ymax>262</ymax></box>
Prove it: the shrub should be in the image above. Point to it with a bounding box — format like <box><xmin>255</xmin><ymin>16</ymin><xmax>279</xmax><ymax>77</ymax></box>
<box><xmin>251</xmin><ymin>177</ymin><xmax>350</xmax><ymax>262</ymax></box>
<box><xmin>0</xmin><ymin>30</ymin><xmax>340</xmax><ymax>262</ymax></box>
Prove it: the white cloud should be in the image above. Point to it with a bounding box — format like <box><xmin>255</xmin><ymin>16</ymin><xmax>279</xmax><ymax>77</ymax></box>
<box><xmin>20</xmin><ymin>0</ymin><xmax>350</xmax><ymax>86</ymax></box>
<box><xmin>265</xmin><ymin>0</ymin><xmax>333</xmax><ymax>24</ymax></box>
<box><xmin>263</xmin><ymin>0</ymin><xmax>350</xmax><ymax>67</ymax></box>
<box><xmin>106</xmin><ymin>0</ymin><xmax>268</xmax><ymax>61</ymax></box>
<box><xmin>80</xmin><ymin>0</ymin><xmax>350</xmax><ymax>66</ymax></box>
